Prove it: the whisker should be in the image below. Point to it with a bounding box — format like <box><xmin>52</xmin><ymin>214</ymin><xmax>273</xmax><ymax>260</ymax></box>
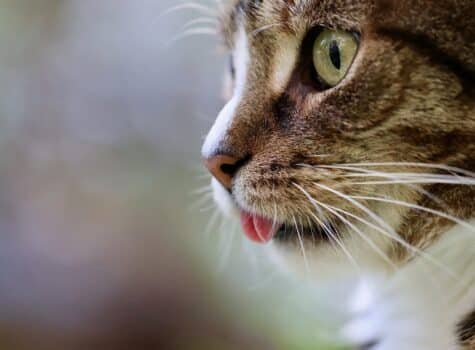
<box><xmin>316</xmin><ymin>216</ymin><xmax>357</xmax><ymax>265</ymax></box>
<box><xmin>272</xmin><ymin>201</ymin><xmax>280</xmax><ymax>233</ymax></box>
<box><xmin>339</xmin><ymin>162</ymin><xmax>475</xmax><ymax>178</ymax></box>
<box><xmin>191</xmin><ymin>184</ymin><xmax>213</xmax><ymax>196</ymax></box>
<box><xmin>351</xmin><ymin>195</ymin><xmax>475</xmax><ymax>231</ymax></box>
<box><xmin>294</xmin><ymin>184</ymin><xmax>456</xmax><ymax>278</ymax></box>
<box><xmin>215</xmin><ymin>214</ymin><xmax>227</xmax><ymax>258</ymax></box>
<box><xmin>307</xmin><ymin>164</ymin><xmax>450</xmax><ymax>207</ymax></box>
<box><xmin>349</xmin><ymin>179</ymin><xmax>475</xmax><ymax>186</ymax></box>
<box><xmin>342</xmin><ymin>172</ymin><xmax>473</xmax><ymax>181</ymax></box>
<box><xmin>297</xmin><ymin>165</ymin><xmax>464</xmax><ymax>275</ymax></box>
<box><xmin>188</xmin><ymin>192</ymin><xmax>213</xmax><ymax>212</ymax></box>
<box><xmin>181</xmin><ymin>17</ymin><xmax>219</xmax><ymax>31</ymax></box>
<box><xmin>160</xmin><ymin>2</ymin><xmax>217</xmax><ymax>19</ymax></box>
<box><xmin>307</xmin><ymin>154</ymin><xmax>333</xmax><ymax>159</ymax></box>
<box><xmin>324</xmin><ymin>203</ymin><xmax>456</xmax><ymax>277</ymax></box>
<box><xmin>205</xmin><ymin>209</ymin><xmax>221</xmax><ymax>239</ymax></box>
<box><xmin>165</xmin><ymin>27</ymin><xmax>218</xmax><ymax>47</ymax></box>
<box><xmin>247</xmin><ymin>270</ymin><xmax>281</xmax><ymax>291</ymax></box>
<box><xmin>242</xmin><ymin>236</ymin><xmax>261</xmax><ymax>278</ymax></box>
<box><xmin>313</xmin><ymin>165</ymin><xmax>475</xmax><ymax>185</ymax></box>
<box><xmin>356</xmin><ymin>183</ymin><xmax>450</xmax><ymax>214</ymax></box>
<box><xmin>294</xmin><ymin>182</ymin><xmax>456</xmax><ymax>276</ymax></box>
<box><xmin>199</xmin><ymin>203</ymin><xmax>218</xmax><ymax>213</ymax></box>
<box><xmin>307</xmin><ymin>195</ymin><xmax>396</xmax><ymax>269</ymax></box>
<box><xmin>250</xmin><ymin>23</ymin><xmax>284</xmax><ymax>37</ymax></box>
<box><xmin>293</xmin><ymin>183</ymin><xmax>359</xmax><ymax>269</ymax></box>
<box><xmin>292</xmin><ymin>216</ymin><xmax>310</xmax><ymax>275</ymax></box>
<box><xmin>218</xmin><ymin>221</ymin><xmax>237</xmax><ymax>273</ymax></box>
<box><xmin>313</xmin><ymin>182</ymin><xmax>395</xmax><ymax>236</ymax></box>
<box><xmin>196</xmin><ymin>173</ymin><xmax>212</xmax><ymax>180</ymax></box>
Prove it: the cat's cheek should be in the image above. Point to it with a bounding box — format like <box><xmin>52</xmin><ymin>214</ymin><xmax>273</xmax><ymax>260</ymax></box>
<box><xmin>211</xmin><ymin>178</ymin><xmax>239</xmax><ymax>218</ymax></box>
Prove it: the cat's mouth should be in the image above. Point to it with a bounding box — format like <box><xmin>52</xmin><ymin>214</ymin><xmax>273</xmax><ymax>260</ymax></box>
<box><xmin>239</xmin><ymin>211</ymin><xmax>279</xmax><ymax>243</ymax></box>
<box><xmin>239</xmin><ymin>210</ymin><xmax>330</xmax><ymax>244</ymax></box>
<box><xmin>212</xmin><ymin>178</ymin><xmax>332</xmax><ymax>245</ymax></box>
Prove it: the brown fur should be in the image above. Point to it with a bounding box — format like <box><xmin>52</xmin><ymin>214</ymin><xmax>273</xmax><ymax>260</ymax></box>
<box><xmin>213</xmin><ymin>0</ymin><xmax>475</xmax><ymax>346</ymax></box>
<box><xmin>460</xmin><ymin>310</ymin><xmax>475</xmax><ymax>350</ymax></box>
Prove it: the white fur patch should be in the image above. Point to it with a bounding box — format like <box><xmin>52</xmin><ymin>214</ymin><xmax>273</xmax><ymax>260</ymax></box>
<box><xmin>273</xmin><ymin>218</ymin><xmax>475</xmax><ymax>349</ymax></box>
<box><xmin>201</xmin><ymin>25</ymin><xmax>249</xmax><ymax>158</ymax></box>
<box><xmin>211</xmin><ymin>178</ymin><xmax>239</xmax><ymax>218</ymax></box>
<box><xmin>342</xmin><ymin>220</ymin><xmax>475</xmax><ymax>350</ymax></box>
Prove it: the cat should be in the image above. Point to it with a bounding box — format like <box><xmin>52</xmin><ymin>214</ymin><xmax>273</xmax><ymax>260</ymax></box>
<box><xmin>201</xmin><ymin>1</ymin><xmax>475</xmax><ymax>349</ymax></box>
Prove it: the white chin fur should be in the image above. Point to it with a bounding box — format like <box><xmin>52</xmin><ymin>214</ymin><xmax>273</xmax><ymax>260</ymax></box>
<box><xmin>211</xmin><ymin>178</ymin><xmax>239</xmax><ymax>218</ymax></box>
<box><xmin>341</xmin><ymin>221</ymin><xmax>475</xmax><ymax>350</ymax></box>
<box><xmin>270</xmin><ymin>219</ymin><xmax>474</xmax><ymax>349</ymax></box>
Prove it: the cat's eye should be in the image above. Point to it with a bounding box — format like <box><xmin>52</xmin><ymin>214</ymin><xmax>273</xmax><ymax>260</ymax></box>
<box><xmin>312</xmin><ymin>29</ymin><xmax>358</xmax><ymax>87</ymax></box>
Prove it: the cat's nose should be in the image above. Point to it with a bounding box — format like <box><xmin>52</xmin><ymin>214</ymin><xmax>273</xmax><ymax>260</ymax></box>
<box><xmin>203</xmin><ymin>154</ymin><xmax>243</xmax><ymax>190</ymax></box>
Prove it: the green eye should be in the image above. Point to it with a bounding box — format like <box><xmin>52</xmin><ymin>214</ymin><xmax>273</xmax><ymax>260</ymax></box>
<box><xmin>312</xmin><ymin>28</ymin><xmax>358</xmax><ymax>87</ymax></box>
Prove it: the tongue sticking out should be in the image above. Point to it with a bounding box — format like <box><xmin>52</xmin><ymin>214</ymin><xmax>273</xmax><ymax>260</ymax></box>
<box><xmin>240</xmin><ymin>211</ymin><xmax>278</xmax><ymax>244</ymax></box>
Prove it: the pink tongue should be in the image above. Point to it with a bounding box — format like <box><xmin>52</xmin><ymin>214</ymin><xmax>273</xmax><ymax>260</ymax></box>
<box><xmin>240</xmin><ymin>211</ymin><xmax>277</xmax><ymax>244</ymax></box>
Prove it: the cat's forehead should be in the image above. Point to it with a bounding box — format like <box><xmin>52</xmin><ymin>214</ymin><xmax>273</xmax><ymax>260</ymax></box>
<box><xmin>219</xmin><ymin>0</ymin><xmax>475</xmax><ymax>76</ymax></box>
<box><xmin>220</xmin><ymin>0</ymin><xmax>373</xmax><ymax>46</ymax></box>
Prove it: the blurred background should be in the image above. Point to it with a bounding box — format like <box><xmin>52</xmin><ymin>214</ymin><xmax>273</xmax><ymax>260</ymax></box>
<box><xmin>0</xmin><ymin>1</ymin><xmax>341</xmax><ymax>349</ymax></box>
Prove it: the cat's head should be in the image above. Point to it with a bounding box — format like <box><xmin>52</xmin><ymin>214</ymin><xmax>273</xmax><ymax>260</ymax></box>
<box><xmin>202</xmin><ymin>0</ymin><xmax>475</xmax><ymax>264</ymax></box>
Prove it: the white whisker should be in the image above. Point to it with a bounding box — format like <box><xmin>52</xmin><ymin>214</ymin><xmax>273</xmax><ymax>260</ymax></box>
<box><xmin>351</xmin><ymin>195</ymin><xmax>475</xmax><ymax>231</ymax></box>
<box><xmin>160</xmin><ymin>2</ymin><xmax>217</xmax><ymax>19</ymax></box>
<box><xmin>272</xmin><ymin>201</ymin><xmax>280</xmax><ymax>233</ymax></box>
<box><xmin>313</xmin><ymin>182</ymin><xmax>396</xmax><ymax>236</ymax></box>
<box><xmin>307</xmin><ymin>164</ymin><xmax>450</xmax><ymax>207</ymax></box>
<box><xmin>218</xmin><ymin>221</ymin><xmax>237</xmax><ymax>273</ymax></box>
<box><xmin>205</xmin><ymin>209</ymin><xmax>221</xmax><ymax>239</ymax></box>
<box><xmin>165</xmin><ymin>27</ymin><xmax>218</xmax><ymax>47</ymax></box>
<box><xmin>250</xmin><ymin>23</ymin><xmax>284</xmax><ymax>37</ymax></box>
<box><xmin>324</xmin><ymin>203</ymin><xmax>456</xmax><ymax>277</ymax></box>
<box><xmin>191</xmin><ymin>184</ymin><xmax>213</xmax><ymax>196</ymax></box>
<box><xmin>199</xmin><ymin>203</ymin><xmax>218</xmax><ymax>213</ymax></box>
<box><xmin>293</xmin><ymin>183</ymin><xmax>360</xmax><ymax>269</ymax></box>
<box><xmin>350</xmin><ymin>179</ymin><xmax>475</xmax><ymax>186</ymax></box>
<box><xmin>292</xmin><ymin>216</ymin><xmax>310</xmax><ymax>275</ymax></box>
<box><xmin>339</xmin><ymin>162</ymin><xmax>475</xmax><ymax>178</ymax></box>
<box><xmin>308</xmin><ymin>196</ymin><xmax>396</xmax><ymax>269</ymax></box>
<box><xmin>182</xmin><ymin>17</ymin><xmax>219</xmax><ymax>31</ymax></box>
<box><xmin>342</xmin><ymin>172</ymin><xmax>468</xmax><ymax>180</ymax></box>
<box><xmin>312</xmin><ymin>164</ymin><xmax>475</xmax><ymax>186</ymax></box>
<box><xmin>247</xmin><ymin>270</ymin><xmax>281</xmax><ymax>291</ymax></box>
<box><xmin>189</xmin><ymin>192</ymin><xmax>213</xmax><ymax>212</ymax></box>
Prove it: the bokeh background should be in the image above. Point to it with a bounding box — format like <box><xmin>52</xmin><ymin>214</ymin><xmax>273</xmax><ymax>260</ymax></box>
<box><xmin>0</xmin><ymin>1</ymin><xmax>342</xmax><ymax>349</ymax></box>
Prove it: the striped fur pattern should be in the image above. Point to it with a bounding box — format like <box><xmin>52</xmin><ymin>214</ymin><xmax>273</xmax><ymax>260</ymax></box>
<box><xmin>201</xmin><ymin>1</ymin><xmax>475</xmax><ymax>348</ymax></box>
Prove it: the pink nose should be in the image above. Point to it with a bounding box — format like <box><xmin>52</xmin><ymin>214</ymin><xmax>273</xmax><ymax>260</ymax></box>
<box><xmin>203</xmin><ymin>155</ymin><xmax>243</xmax><ymax>190</ymax></box>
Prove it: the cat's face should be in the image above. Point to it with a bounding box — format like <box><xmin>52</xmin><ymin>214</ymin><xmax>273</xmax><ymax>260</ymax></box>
<box><xmin>202</xmin><ymin>0</ymin><xmax>475</xmax><ymax>261</ymax></box>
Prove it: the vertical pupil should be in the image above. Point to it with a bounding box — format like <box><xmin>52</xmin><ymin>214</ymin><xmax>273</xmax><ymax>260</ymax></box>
<box><xmin>329</xmin><ymin>40</ymin><xmax>341</xmax><ymax>70</ymax></box>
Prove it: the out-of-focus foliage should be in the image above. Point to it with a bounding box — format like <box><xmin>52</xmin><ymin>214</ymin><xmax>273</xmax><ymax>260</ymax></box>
<box><xmin>0</xmin><ymin>1</ymin><xmax>342</xmax><ymax>349</ymax></box>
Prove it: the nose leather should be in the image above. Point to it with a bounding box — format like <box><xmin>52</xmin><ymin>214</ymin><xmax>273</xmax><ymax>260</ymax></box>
<box><xmin>203</xmin><ymin>155</ymin><xmax>241</xmax><ymax>190</ymax></box>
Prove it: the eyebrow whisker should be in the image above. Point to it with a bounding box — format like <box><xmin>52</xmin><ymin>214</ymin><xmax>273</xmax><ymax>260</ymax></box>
<box><xmin>250</xmin><ymin>22</ymin><xmax>285</xmax><ymax>37</ymax></box>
